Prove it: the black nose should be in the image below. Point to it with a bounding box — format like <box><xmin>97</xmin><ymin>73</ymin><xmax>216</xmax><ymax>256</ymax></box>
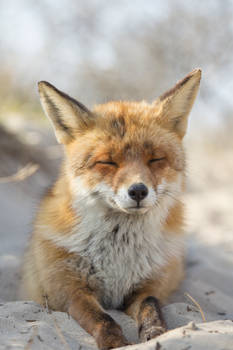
<box><xmin>128</xmin><ymin>183</ymin><xmax>148</xmax><ymax>203</ymax></box>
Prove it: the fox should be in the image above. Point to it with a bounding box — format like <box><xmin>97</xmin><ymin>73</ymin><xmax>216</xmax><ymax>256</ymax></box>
<box><xmin>21</xmin><ymin>69</ymin><xmax>201</xmax><ymax>349</ymax></box>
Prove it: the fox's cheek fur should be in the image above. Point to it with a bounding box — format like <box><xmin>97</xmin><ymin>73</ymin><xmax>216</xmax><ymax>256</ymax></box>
<box><xmin>70</xmin><ymin>175</ymin><xmax>116</xmax><ymax>210</ymax></box>
<box><xmin>71</xmin><ymin>175</ymin><xmax>153</xmax><ymax>214</ymax></box>
<box><xmin>113</xmin><ymin>171</ymin><xmax>183</xmax><ymax>213</ymax></box>
<box><xmin>70</xmin><ymin>167</ymin><xmax>183</xmax><ymax>215</ymax></box>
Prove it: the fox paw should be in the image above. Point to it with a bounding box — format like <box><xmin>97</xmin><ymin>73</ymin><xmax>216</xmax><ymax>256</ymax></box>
<box><xmin>96</xmin><ymin>323</ymin><xmax>130</xmax><ymax>349</ymax></box>
<box><xmin>97</xmin><ymin>334</ymin><xmax>130</xmax><ymax>350</ymax></box>
<box><xmin>138</xmin><ymin>296</ymin><xmax>167</xmax><ymax>343</ymax></box>
<box><xmin>139</xmin><ymin>324</ymin><xmax>166</xmax><ymax>342</ymax></box>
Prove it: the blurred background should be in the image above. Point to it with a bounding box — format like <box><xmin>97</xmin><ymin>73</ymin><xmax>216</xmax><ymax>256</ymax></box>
<box><xmin>0</xmin><ymin>0</ymin><xmax>232</xmax><ymax>311</ymax></box>
<box><xmin>1</xmin><ymin>0</ymin><xmax>233</xmax><ymax>133</ymax></box>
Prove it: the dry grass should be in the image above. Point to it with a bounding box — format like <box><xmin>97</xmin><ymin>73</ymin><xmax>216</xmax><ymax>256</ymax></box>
<box><xmin>0</xmin><ymin>163</ymin><xmax>39</xmax><ymax>183</ymax></box>
<box><xmin>184</xmin><ymin>292</ymin><xmax>206</xmax><ymax>322</ymax></box>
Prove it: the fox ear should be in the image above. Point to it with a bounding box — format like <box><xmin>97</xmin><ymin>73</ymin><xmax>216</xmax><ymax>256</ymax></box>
<box><xmin>154</xmin><ymin>69</ymin><xmax>201</xmax><ymax>138</ymax></box>
<box><xmin>38</xmin><ymin>81</ymin><xmax>94</xmax><ymax>144</ymax></box>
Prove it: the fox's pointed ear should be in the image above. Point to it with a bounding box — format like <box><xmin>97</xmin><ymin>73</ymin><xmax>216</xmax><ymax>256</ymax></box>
<box><xmin>154</xmin><ymin>69</ymin><xmax>201</xmax><ymax>138</ymax></box>
<box><xmin>38</xmin><ymin>81</ymin><xmax>94</xmax><ymax>144</ymax></box>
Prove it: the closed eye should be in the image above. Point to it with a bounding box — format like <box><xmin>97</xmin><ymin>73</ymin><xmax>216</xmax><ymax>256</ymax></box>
<box><xmin>149</xmin><ymin>157</ymin><xmax>166</xmax><ymax>164</ymax></box>
<box><xmin>95</xmin><ymin>161</ymin><xmax>118</xmax><ymax>167</ymax></box>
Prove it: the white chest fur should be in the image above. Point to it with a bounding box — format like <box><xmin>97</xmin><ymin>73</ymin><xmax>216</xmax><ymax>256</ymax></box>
<box><xmin>50</xmin><ymin>203</ymin><xmax>183</xmax><ymax>309</ymax></box>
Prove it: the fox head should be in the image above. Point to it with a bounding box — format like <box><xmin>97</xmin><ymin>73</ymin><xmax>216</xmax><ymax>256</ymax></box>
<box><xmin>38</xmin><ymin>69</ymin><xmax>201</xmax><ymax>215</ymax></box>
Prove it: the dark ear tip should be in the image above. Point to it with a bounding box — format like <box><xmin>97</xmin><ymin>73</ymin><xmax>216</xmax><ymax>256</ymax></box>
<box><xmin>38</xmin><ymin>81</ymin><xmax>55</xmax><ymax>92</ymax></box>
<box><xmin>189</xmin><ymin>68</ymin><xmax>202</xmax><ymax>80</ymax></box>
<box><xmin>38</xmin><ymin>80</ymin><xmax>48</xmax><ymax>86</ymax></box>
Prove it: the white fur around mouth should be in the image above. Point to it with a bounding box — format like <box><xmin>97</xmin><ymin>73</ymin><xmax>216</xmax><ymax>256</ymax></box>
<box><xmin>118</xmin><ymin>206</ymin><xmax>150</xmax><ymax>215</ymax></box>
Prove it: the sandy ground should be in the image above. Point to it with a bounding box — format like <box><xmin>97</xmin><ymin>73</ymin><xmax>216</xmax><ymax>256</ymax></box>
<box><xmin>0</xmin><ymin>126</ymin><xmax>233</xmax><ymax>349</ymax></box>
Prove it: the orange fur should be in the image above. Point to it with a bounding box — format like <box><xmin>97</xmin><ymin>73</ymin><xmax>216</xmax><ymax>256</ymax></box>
<box><xmin>21</xmin><ymin>69</ymin><xmax>201</xmax><ymax>349</ymax></box>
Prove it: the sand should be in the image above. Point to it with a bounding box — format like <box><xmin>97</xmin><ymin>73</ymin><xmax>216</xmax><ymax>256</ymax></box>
<box><xmin>1</xmin><ymin>301</ymin><xmax>232</xmax><ymax>350</ymax></box>
<box><xmin>0</xmin><ymin>127</ymin><xmax>232</xmax><ymax>349</ymax></box>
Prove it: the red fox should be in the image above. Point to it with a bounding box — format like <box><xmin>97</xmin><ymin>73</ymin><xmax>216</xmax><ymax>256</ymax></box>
<box><xmin>21</xmin><ymin>69</ymin><xmax>201</xmax><ymax>349</ymax></box>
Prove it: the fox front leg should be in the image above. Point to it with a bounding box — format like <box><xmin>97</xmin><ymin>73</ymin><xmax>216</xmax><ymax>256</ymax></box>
<box><xmin>124</xmin><ymin>294</ymin><xmax>167</xmax><ymax>343</ymax></box>
<box><xmin>68</xmin><ymin>289</ymin><xmax>129</xmax><ymax>350</ymax></box>
<box><xmin>137</xmin><ymin>296</ymin><xmax>166</xmax><ymax>342</ymax></box>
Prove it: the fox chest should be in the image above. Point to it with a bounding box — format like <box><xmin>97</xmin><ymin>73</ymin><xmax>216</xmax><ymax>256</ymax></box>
<box><xmin>87</xmin><ymin>234</ymin><xmax>155</xmax><ymax>308</ymax></box>
<box><xmin>75</xmin><ymin>221</ymin><xmax>175</xmax><ymax>309</ymax></box>
<box><xmin>61</xmin><ymin>211</ymin><xmax>182</xmax><ymax>309</ymax></box>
